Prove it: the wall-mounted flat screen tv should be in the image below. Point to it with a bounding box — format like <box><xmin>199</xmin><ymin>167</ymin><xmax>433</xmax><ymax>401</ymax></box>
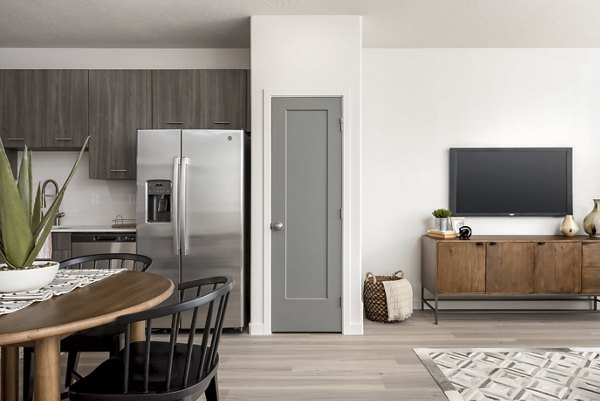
<box><xmin>449</xmin><ymin>148</ymin><xmax>572</xmax><ymax>216</ymax></box>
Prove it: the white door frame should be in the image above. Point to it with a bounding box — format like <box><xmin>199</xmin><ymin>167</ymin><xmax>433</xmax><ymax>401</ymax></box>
<box><xmin>262</xmin><ymin>89</ymin><xmax>356</xmax><ymax>334</ymax></box>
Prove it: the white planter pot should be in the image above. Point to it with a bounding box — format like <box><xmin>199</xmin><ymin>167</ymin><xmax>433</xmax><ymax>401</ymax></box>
<box><xmin>0</xmin><ymin>261</ymin><xmax>59</xmax><ymax>293</ymax></box>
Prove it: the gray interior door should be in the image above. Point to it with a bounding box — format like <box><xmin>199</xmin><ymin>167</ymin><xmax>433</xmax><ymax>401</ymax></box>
<box><xmin>271</xmin><ymin>97</ymin><xmax>343</xmax><ymax>332</ymax></box>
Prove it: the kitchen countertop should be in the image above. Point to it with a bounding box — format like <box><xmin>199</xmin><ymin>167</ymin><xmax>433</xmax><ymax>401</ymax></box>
<box><xmin>51</xmin><ymin>225</ymin><xmax>136</xmax><ymax>233</ymax></box>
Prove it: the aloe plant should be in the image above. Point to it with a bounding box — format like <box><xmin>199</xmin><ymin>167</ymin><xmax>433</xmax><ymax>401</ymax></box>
<box><xmin>0</xmin><ymin>136</ymin><xmax>89</xmax><ymax>269</ymax></box>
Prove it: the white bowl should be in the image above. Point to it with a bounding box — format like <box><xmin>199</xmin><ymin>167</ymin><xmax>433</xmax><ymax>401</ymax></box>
<box><xmin>0</xmin><ymin>261</ymin><xmax>59</xmax><ymax>293</ymax></box>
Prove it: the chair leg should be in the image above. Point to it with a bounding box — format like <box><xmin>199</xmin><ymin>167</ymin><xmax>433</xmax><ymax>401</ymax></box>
<box><xmin>23</xmin><ymin>348</ymin><xmax>34</xmax><ymax>401</ymax></box>
<box><xmin>64</xmin><ymin>351</ymin><xmax>80</xmax><ymax>388</ymax></box>
<box><xmin>205</xmin><ymin>374</ymin><xmax>220</xmax><ymax>401</ymax></box>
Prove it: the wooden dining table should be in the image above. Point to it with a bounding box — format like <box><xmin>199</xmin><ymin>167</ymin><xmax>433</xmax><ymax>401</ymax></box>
<box><xmin>0</xmin><ymin>270</ymin><xmax>174</xmax><ymax>401</ymax></box>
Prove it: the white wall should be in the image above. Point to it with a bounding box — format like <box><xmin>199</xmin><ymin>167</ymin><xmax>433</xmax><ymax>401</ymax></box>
<box><xmin>3</xmin><ymin>48</ymin><xmax>250</xmax><ymax>226</ymax></box>
<box><xmin>362</xmin><ymin>49</ymin><xmax>600</xmax><ymax>306</ymax></box>
<box><xmin>250</xmin><ymin>16</ymin><xmax>362</xmax><ymax>335</ymax></box>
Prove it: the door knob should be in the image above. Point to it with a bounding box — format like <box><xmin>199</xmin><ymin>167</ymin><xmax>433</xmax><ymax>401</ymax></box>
<box><xmin>270</xmin><ymin>222</ymin><xmax>284</xmax><ymax>231</ymax></box>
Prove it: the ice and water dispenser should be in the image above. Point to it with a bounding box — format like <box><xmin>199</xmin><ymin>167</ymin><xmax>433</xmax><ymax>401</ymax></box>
<box><xmin>146</xmin><ymin>180</ymin><xmax>172</xmax><ymax>223</ymax></box>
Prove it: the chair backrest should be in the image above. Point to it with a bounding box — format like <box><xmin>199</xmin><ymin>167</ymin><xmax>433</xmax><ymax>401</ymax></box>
<box><xmin>116</xmin><ymin>276</ymin><xmax>234</xmax><ymax>394</ymax></box>
<box><xmin>59</xmin><ymin>253</ymin><xmax>152</xmax><ymax>272</ymax></box>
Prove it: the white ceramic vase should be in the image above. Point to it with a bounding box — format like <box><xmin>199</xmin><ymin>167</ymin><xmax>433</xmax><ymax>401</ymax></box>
<box><xmin>584</xmin><ymin>199</ymin><xmax>600</xmax><ymax>237</ymax></box>
<box><xmin>0</xmin><ymin>261</ymin><xmax>59</xmax><ymax>293</ymax></box>
<box><xmin>560</xmin><ymin>215</ymin><xmax>579</xmax><ymax>237</ymax></box>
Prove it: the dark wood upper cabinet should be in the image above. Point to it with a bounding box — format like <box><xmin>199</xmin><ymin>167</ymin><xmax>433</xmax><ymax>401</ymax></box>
<box><xmin>152</xmin><ymin>70</ymin><xmax>202</xmax><ymax>129</ymax></box>
<box><xmin>152</xmin><ymin>69</ymin><xmax>248</xmax><ymax>130</ymax></box>
<box><xmin>41</xmin><ymin>70</ymin><xmax>89</xmax><ymax>149</ymax></box>
<box><xmin>0</xmin><ymin>70</ymin><xmax>43</xmax><ymax>148</ymax></box>
<box><xmin>88</xmin><ymin>70</ymin><xmax>152</xmax><ymax>180</ymax></box>
<box><xmin>202</xmin><ymin>70</ymin><xmax>248</xmax><ymax>130</ymax></box>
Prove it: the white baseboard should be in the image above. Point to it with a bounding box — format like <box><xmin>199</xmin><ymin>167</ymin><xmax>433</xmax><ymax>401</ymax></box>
<box><xmin>343</xmin><ymin>322</ymin><xmax>363</xmax><ymax>335</ymax></box>
<box><xmin>249</xmin><ymin>322</ymin><xmax>269</xmax><ymax>335</ymax></box>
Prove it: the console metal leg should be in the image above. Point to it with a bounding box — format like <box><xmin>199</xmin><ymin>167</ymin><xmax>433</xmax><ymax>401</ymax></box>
<box><xmin>421</xmin><ymin>284</ymin><xmax>424</xmax><ymax>311</ymax></box>
<box><xmin>434</xmin><ymin>293</ymin><xmax>439</xmax><ymax>325</ymax></box>
<box><xmin>595</xmin><ymin>296</ymin><xmax>598</xmax><ymax>312</ymax></box>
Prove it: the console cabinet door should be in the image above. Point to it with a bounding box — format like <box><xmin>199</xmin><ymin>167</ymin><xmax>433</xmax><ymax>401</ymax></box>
<box><xmin>486</xmin><ymin>242</ymin><xmax>535</xmax><ymax>294</ymax></box>
<box><xmin>202</xmin><ymin>70</ymin><xmax>248</xmax><ymax>130</ymax></box>
<box><xmin>89</xmin><ymin>70</ymin><xmax>152</xmax><ymax>180</ymax></box>
<box><xmin>534</xmin><ymin>242</ymin><xmax>581</xmax><ymax>293</ymax></box>
<box><xmin>582</xmin><ymin>243</ymin><xmax>600</xmax><ymax>293</ymax></box>
<box><xmin>437</xmin><ymin>242</ymin><xmax>485</xmax><ymax>294</ymax></box>
<box><xmin>0</xmin><ymin>70</ymin><xmax>42</xmax><ymax>148</ymax></box>
<box><xmin>41</xmin><ymin>70</ymin><xmax>89</xmax><ymax>148</ymax></box>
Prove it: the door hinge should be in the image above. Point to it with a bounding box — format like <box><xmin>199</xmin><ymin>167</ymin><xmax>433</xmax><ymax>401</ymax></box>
<box><xmin>339</xmin><ymin>297</ymin><xmax>342</xmax><ymax>307</ymax></box>
<box><xmin>339</xmin><ymin>208</ymin><xmax>343</xmax><ymax>220</ymax></box>
<box><xmin>339</xmin><ymin>118</ymin><xmax>344</xmax><ymax>132</ymax></box>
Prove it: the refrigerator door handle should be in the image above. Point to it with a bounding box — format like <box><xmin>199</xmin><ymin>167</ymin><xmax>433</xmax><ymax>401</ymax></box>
<box><xmin>172</xmin><ymin>156</ymin><xmax>181</xmax><ymax>255</ymax></box>
<box><xmin>181</xmin><ymin>157</ymin><xmax>191</xmax><ymax>255</ymax></box>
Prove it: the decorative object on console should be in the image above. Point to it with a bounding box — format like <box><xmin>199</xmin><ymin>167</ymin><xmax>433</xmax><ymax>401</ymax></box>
<box><xmin>432</xmin><ymin>208</ymin><xmax>452</xmax><ymax>231</ymax></box>
<box><xmin>427</xmin><ymin>230</ymin><xmax>457</xmax><ymax>239</ymax></box>
<box><xmin>451</xmin><ymin>217</ymin><xmax>465</xmax><ymax>234</ymax></box>
<box><xmin>584</xmin><ymin>199</ymin><xmax>600</xmax><ymax>237</ymax></box>
<box><xmin>458</xmin><ymin>226</ymin><xmax>472</xmax><ymax>240</ymax></box>
<box><xmin>560</xmin><ymin>214</ymin><xmax>579</xmax><ymax>237</ymax></box>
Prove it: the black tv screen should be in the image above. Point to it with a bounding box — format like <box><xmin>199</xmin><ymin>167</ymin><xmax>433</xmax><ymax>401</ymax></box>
<box><xmin>449</xmin><ymin>148</ymin><xmax>572</xmax><ymax>216</ymax></box>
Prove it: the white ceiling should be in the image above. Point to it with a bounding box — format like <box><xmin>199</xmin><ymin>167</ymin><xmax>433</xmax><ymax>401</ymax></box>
<box><xmin>2</xmin><ymin>0</ymin><xmax>600</xmax><ymax>48</ymax></box>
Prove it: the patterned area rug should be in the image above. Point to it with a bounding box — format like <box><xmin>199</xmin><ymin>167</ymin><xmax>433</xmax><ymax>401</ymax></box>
<box><xmin>414</xmin><ymin>348</ymin><xmax>600</xmax><ymax>401</ymax></box>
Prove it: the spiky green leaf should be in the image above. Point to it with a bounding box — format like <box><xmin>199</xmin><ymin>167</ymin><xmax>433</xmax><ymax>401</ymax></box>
<box><xmin>17</xmin><ymin>146</ymin><xmax>32</xmax><ymax>226</ymax></box>
<box><xmin>0</xmin><ymin>137</ymin><xmax>34</xmax><ymax>268</ymax></box>
<box><xmin>32</xmin><ymin>183</ymin><xmax>42</xmax><ymax>230</ymax></box>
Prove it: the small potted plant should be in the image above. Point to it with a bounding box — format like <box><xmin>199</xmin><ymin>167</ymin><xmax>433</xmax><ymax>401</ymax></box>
<box><xmin>432</xmin><ymin>208</ymin><xmax>452</xmax><ymax>231</ymax></box>
<box><xmin>0</xmin><ymin>137</ymin><xmax>88</xmax><ymax>293</ymax></box>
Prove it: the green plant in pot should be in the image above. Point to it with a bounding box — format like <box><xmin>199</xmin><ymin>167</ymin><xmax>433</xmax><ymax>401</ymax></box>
<box><xmin>0</xmin><ymin>137</ymin><xmax>89</xmax><ymax>292</ymax></box>
<box><xmin>432</xmin><ymin>208</ymin><xmax>452</xmax><ymax>231</ymax></box>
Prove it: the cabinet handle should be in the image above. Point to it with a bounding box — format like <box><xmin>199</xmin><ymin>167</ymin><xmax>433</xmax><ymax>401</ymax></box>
<box><xmin>213</xmin><ymin>121</ymin><xmax>231</xmax><ymax>125</ymax></box>
<box><xmin>489</xmin><ymin>242</ymin><xmax>497</xmax><ymax>246</ymax></box>
<box><xmin>165</xmin><ymin>122</ymin><xmax>183</xmax><ymax>125</ymax></box>
<box><xmin>7</xmin><ymin>137</ymin><xmax>24</xmax><ymax>141</ymax></box>
<box><xmin>537</xmin><ymin>242</ymin><xmax>546</xmax><ymax>245</ymax></box>
<box><xmin>476</xmin><ymin>242</ymin><xmax>484</xmax><ymax>246</ymax></box>
<box><xmin>109</xmin><ymin>169</ymin><xmax>128</xmax><ymax>173</ymax></box>
<box><xmin>54</xmin><ymin>137</ymin><xmax>72</xmax><ymax>141</ymax></box>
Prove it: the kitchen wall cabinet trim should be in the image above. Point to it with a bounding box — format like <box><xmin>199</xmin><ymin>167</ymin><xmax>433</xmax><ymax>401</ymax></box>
<box><xmin>422</xmin><ymin>235</ymin><xmax>598</xmax><ymax>324</ymax></box>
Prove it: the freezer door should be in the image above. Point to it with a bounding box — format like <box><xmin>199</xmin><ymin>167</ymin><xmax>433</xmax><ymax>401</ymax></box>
<box><xmin>136</xmin><ymin>129</ymin><xmax>182</xmax><ymax>306</ymax></box>
<box><xmin>181</xmin><ymin>130</ymin><xmax>245</xmax><ymax>328</ymax></box>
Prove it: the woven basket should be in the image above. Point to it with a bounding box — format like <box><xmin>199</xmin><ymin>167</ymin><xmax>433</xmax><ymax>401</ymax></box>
<box><xmin>363</xmin><ymin>270</ymin><xmax>404</xmax><ymax>323</ymax></box>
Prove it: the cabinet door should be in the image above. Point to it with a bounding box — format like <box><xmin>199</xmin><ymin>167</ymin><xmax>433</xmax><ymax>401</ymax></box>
<box><xmin>152</xmin><ymin>70</ymin><xmax>203</xmax><ymax>129</ymax></box>
<box><xmin>582</xmin><ymin>243</ymin><xmax>600</xmax><ymax>293</ymax></box>
<box><xmin>486</xmin><ymin>242</ymin><xmax>535</xmax><ymax>294</ymax></box>
<box><xmin>0</xmin><ymin>70</ymin><xmax>42</xmax><ymax>148</ymax></box>
<box><xmin>437</xmin><ymin>242</ymin><xmax>485</xmax><ymax>294</ymax></box>
<box><xmin>202</xmin><ymin>70</ymin><xmax>248</xmax><ymax>130</ymax></box>
<box><xmin>534</xmin><ymin>242</ymin><xmax>581</xmax><ymax>293</ymax></box>
<box><xmin>41</xmin><ymin>70</ymin><xmax>89</xmax><ymax>148</ymax></box>
<box><xmin>89</xmin><ymin>70</ymin><xmax>152</xmax><ymax>180</ymax></box>
<box><xmin>51</xmin><ymin>232</ymin><xmax>71</xmax><ymax>262</ymax></box>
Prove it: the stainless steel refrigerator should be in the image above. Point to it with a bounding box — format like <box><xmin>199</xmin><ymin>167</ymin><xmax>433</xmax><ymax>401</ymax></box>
<box><xmin>136</xmin><ymin>129</ymin><xmax>248</xmax><ymax>330</ymax></box>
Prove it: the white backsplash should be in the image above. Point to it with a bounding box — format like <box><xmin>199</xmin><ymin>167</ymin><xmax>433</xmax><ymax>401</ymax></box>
<box><xmin>18</xmin><ymin>151</ymin><xmax>136</xmax><ymax>226</ymax></box>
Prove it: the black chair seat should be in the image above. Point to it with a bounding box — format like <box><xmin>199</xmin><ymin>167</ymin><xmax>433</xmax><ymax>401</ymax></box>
<box><xmin>69</xmin><ymin>342</ymin><xmax>215</xmax><ymax>396</ymax></box>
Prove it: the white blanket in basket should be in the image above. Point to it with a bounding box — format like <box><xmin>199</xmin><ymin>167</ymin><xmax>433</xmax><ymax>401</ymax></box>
<box><xmin>382</xmin><ymin>279</ymin><xmax>413</xmax><ymax>321</ymax></box>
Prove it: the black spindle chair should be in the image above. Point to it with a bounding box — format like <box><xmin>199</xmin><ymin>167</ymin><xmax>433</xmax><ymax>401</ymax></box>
<box><xmin>68</xmin><ymin>276</ymin><xmax>234</xmax><ymax>401</ymax></box>
<box><xmin>24</xmin><ymin>253</ymin><xmax>152</xmax><ymax>401</ymax></box>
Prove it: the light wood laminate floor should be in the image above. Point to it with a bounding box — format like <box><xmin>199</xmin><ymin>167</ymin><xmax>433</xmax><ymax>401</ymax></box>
<box><xmin>69</xmin><ymin>311</ymin><xmax>600</xmax><ymax>401</ymax></box>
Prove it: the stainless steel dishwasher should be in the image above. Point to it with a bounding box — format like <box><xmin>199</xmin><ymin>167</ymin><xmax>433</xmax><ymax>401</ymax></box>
<box><xmin>71</xmin><ymin>232</ymin><xmax>137</xmax><ymax>268</ymax></box>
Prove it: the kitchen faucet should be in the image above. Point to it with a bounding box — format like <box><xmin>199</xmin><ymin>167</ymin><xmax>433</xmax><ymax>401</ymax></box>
<box><xmin>41</xmin><ymin>179</ymin><xmax>65</xmax><ymax>225</ymax></box>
